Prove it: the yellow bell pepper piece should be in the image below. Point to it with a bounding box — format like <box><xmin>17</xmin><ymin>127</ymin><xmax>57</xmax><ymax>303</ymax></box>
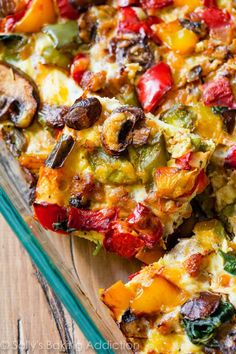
<box><xmin>155</xmin><ymin>21</ymin><xmax>198</xmax><ymax>55</ymax></box>
<box><xmin>154</xmin><ymin>167</ymin><xmax>199</xmax><ymax>199</ymax></box>
<box><xmin>102</xmin><ymin>281</ymin><xmax>134</xmax><ymax>320</ymax></box>
<box><xmin>14</xmin><ymin>0</ymin><xmax>56</xmax><ymax>33</ymax></box>
<box><xmin>130</xmin><ymin>276</ymin><xmax>187</xmax><ymax>315</ymax></box>
<box><xmin>193</xmin><ymin>104</ymin><xmax>223</xmax><ymax>143</ymax></box>
<box><xmin>174</xmin><ymin>0</ymin><xmax>202</xmax><ymax>11</ymax></box>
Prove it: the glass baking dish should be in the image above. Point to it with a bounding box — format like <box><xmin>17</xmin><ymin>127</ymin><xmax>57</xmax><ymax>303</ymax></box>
<box><xmin>0</xmin><ymin>139</ymin><xmax>139</xmax><ymax>353</ymax></box>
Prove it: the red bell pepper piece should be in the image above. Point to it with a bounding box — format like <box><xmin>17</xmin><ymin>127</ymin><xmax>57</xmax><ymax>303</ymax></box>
<box><xmin>200</xmin><ymin>8</ymin><xmax>230</xmax><ymax>28</ymax></box>
<box><xmin>118</xmin><ymin>8</ymin><xmax>161</xmax><ymax>43</ymax></box>
<box><xmin>137</xmin><ymin>62</ymin><xmax>173</xmax><ymax>112</ymax></box>
<box><xmin>117</xmin><ymin>0</ymin><xmax>139</xmax><ymax>7</ymax></box>
<box><xmin>33</xmin><ymin>202</ymin><xmax>68</xmax><ymax>234</ymax></box>
<box><xmin>68</xmin><ymin>207</ymin><xmax>118</xmax><ymax>232</ymax></box>
<box><xmin>202</xmin><ymin>77</ymin><xmax>234</xmax><ymax>108</ymax></box>
<box><xmin>70</xmin><ymin>54</ymin><xmax>89</xmax><ymax>85</ymax></box>
<box><xmin>140</xmin><ymin>0</ymin><xmax>173</xmax><ymax>9</ymax></box>
<box><xmin>195</xmin><ymin>170</ymin><xmax>209</xmax><ymax>194</ymax></box>
<box><xmin>183</xmin><ymin>170</ymin><xmax>208</xmax><ymax>198</ymax></box>
<box><xmin>176</xmin><ymin>152</ymin><xmax>193</xmax><ymax>170</ymax></box>
<box><xmin>103</xmin><ymin>222</ymin><xmax>144</xmax><ymax>258</ymax></box>
<box><xmin>142</xmin><ymin>16</ymin><xmax>162</xmax><ymax>43</ymax></box>
<box><xmin>127</xmin><ymin>203</ymin><xmax>163</xmax><ymax>249</ymax></box>
<box><xmin>57</xmin><ymin>0</ymin><xmax>80</xmax><ymax>20</ymax></box>
<box><xmin>3</xmin><ymin>9</ymin><xmax>26</xmax><ymax>31</ymax></box>
<box><xmin>224</xmin><ymin>146</ymin><xmax>236</xmax><ymax>169</ymax></box>
<box><xmin>0</xmin><ymin>0</ymin><xmax>33</xmax><ymax>32</ymax></box>
<box><xmin>118</xmin><ymin>7</ymin><xmax>141</xmax><ymax>33</ymax></box>
<box><xmin>203</xmin><ymin>0</ymin><xmax>217</xmax><ymax>7</ymax></box>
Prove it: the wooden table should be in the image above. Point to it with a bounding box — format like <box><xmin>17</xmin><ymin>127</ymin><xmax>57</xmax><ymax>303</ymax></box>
<box><xmin>0</xmin><ymin>215</ymin><xmax>94</xmax><ymax>354</ymax></box>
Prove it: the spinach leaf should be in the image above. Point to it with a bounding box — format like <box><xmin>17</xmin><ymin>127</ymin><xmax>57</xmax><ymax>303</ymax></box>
<box><xmin>52</xmin><ymin>220</ymin><xmax>76</xmax><ymax>233</ymax></box>
<box><xmin>219</xmin><ymin>250</ymin><xmax>236</xmax><ymax>275</ymax></box>
<box><xmin>182</xmin><ymin>301</ymin><xmax>235</xmax><ymax>346</ymax></box>
<box><xmin>0</xmin><ymin>33</ymin><xmax>26</xmax><ymax>43</ymax></box>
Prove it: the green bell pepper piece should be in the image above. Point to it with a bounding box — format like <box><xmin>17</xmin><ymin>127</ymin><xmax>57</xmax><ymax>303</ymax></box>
<box><xmin>43</xmin><ymin>21</ymin><xmax>80</xmax><ymax>49</ymax></box>
<box><xmin>128</xmin><ymin>134</ymin><xmax>167</xmax><ymax>184</ymax></box>
<box><xmin>161</xmin><ymin>104</ymin><xmax>196</xmax><ymax>131</ymax></box>
<box><xmin>89</xmin><ymin>149</ymin><xmax>137</xmax><ymax>185</ymax></box>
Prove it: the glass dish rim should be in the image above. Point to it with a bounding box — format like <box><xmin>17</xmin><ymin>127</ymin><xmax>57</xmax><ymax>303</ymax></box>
<box><xmin>0</xmin><ymin>186</ymin><xmax>115</xmax><ymax>354</ymax></box>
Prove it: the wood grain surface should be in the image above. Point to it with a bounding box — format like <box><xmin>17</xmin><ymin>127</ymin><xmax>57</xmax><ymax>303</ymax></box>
<box><xmin>0</xmin><ymin>215</ymin><xmax>95</xmax><ymax>354</ymax></box>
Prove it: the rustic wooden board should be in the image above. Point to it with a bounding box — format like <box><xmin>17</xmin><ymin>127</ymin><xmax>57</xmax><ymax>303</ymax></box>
<box><xmin>0</xmin><ymin>215</ymin><xmax>94</xmax><ymax>354</ymax></box>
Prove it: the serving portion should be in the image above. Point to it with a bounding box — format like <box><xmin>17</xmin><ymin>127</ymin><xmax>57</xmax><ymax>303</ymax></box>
<box><xmin>102</xmin><ymin>220</ymin><xmax>236</xmax><ymax>353</ymax></box>
<box><xmin>0</xmin><ymin>0</ymin><xmax>236</xmax><ymax>352</ymax></box>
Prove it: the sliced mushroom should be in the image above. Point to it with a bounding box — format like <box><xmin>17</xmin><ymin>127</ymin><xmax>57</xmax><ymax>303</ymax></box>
<box><xmin>69</xmin><ymin>0</ymin><xmax>105</xmax><ymax>11</ymax></box>
<box><xmin>101</xmin><ymin>106</ymin><xmax>145</xmax><ymax>156</ymax></box>
<box><xmin>179</xmin><ymin>18</ymin><xmax>208</xmax><ymax>39</ymax></box>
<box><xmin>221</xmin><ymin>109</ymin><xmax>236</xmax><ymax>135</ymax></box>
<box><xmin>0</xmin><ymin>97</ymin><xmax>12</xmax><ymax>118</ymax></box>
<box><xmin>132</xmin><ymin>126</ymin><xmax>150</xmax><ymax>146</ymax></box>
<box><xmin>0</xmin><ymin>62</ymin><xmax>39</xmax><ymax>128</ymax></box>
<box><xmin>219</xmin><ymin>329</ymin><xmax>236</xmax><ymax>353</ymax></box>
<box><xmin>181</xmin><ymin>292</ymin><xmax>221</xmax><ymax>321</ymax></box>
<box><xmin>120</xmin><ymin>310</ymin><xmax>149</xmax><ymax>339</ymax></box>
<box><xmin>1</xmin><ymin>123</ymin><xmax>27</xmax><ymax>157</ymax></box>
<box><xmin>69</xmin><ymin>173</ymin><xmax>94</xmax><ymax>208</ymax></box>
<box><xmin>45</xmin><ymin>134</ymin><xmax>75</xmax><ymax>169</ymax></box>
<box><xmin>110</xmin><ymin>34</ymin><xmax>155</xmax><ymax>72</ymax></box>
<box><xmin>38</xmin><ymin>104</ymin><xmax>69</xmax><ymax>129</ymax></box>
<box><xmin>78</xmin><ymin>10</ymin><xmax>97</xmax><ymax>43</ymax></box>
<box><xmin>64</xmin><ymin>97</ymin><xmax>102</xmax><ymax>130</ymax></box>
<box><xmin>187</xmin><ymin>65</ymin><xmax>203</xmax><ymax>83</ymax></box>
<box><xmin>0</xmin><ymin>0</ymin><xmax>15</xmax><ymax>16</ymax></box>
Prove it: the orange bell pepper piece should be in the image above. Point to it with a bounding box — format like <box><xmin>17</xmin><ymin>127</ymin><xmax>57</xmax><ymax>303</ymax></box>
<box><xmin>154</xmin><ymin>167</ymin><xmax>199</xmax><ymax>199</ymax></box>
<box><xmin>174</xmin><ymin>0</ymin><xmax>202</xmax><ymax>10</ymax></box>
<box><xmin>101</xmin><ymin>281</ymin><xmax>134</xmax><ymax>320</ymax></box>
<box><xmin>130</xmin><ymin>275</ymin><xmax>187</xmax><ymax>315</ymax></box>
<box><xmin>155</xmin><ymin>20</ymin><xmax>198</xmax><ymax>55</ymax></box>
<box><xmin>14</xmin><ymin>0</ymin><xmax>57</xmax><ymax>33</ymax></box>
<box><xmin>19</xmin><ymin>154</ymin><xmax>47</xmax><ymax>170</ymax></box>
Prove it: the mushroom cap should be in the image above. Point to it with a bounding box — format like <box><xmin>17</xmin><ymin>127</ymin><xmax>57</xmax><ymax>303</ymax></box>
<box><xmin>0</xmin><ymin>62</ymin><xmax>39</xmax><ymax>128</ymax></box>
<box><xmin>101</xmin><ymin>106</ymin><xmax>145</xmax><ymax>156</ymax></box>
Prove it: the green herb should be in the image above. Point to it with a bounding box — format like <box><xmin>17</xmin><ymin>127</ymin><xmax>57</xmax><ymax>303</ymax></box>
<box><xmin>182</xmin><ymin>301</ymin><xmax>235</xmax><ymax>346</ymax></box>
<box><xmin>212</xmin><ymin>106</ymin><xmax>228</xmax><ymax>115</ymax></box>
<box><xmin>219</xmin><ymin>250</ymin><xmax>236</xmax><ymax>275</ymax></box>
<box><xmin>93</xmin><ymin>242</ymin><xmax>102</xmax><ymax>256</ymax></box>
